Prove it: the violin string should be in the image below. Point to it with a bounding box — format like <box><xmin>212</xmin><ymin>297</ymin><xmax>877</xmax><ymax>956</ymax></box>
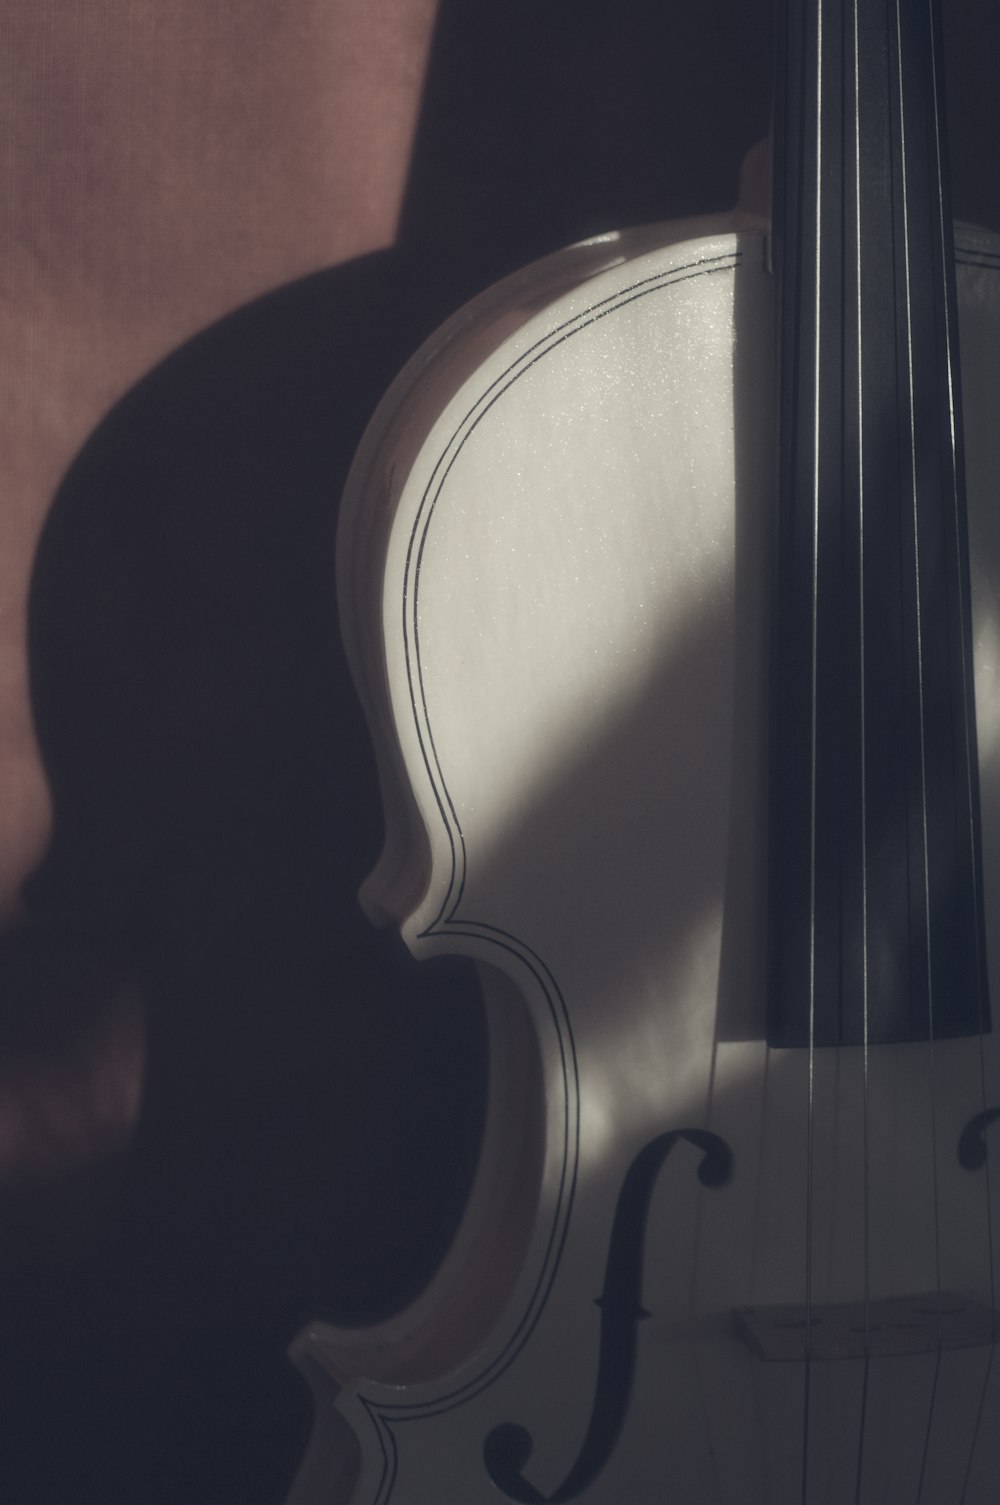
<box><xmin>852</xmin><ymin>1</ymin><xmax>873</xmax><ymax>1499</ymax></box>
<box><xmin>698</xmin><ymin>1034</ymin><xmax>726</xmax><ymax>1505</ymax></box>
<box><xmin>895</xmin><ymin>9</ymin><xmax>943</xmax><ymax>1498</ymax></box>
<box><xmin>801</xmin><ymin>0</ymin><xmax>823</xmax><ymax>1498</ymax></box>
<box><xmin>961</xmin><ymin>1350</ymin><xmax>997</xmax><ymax>1505</ymax></box>
<box><xmin>894</xmin><ymin>0</ymin><xmax>940</xmax><ymax>1282</ymax></box>
<box><xmin>927</xmin><ymin>0</ymin><xmax>992</xmax><ymax>1048</ymax></box>
<box><xmin>923</xmin><ymin>0</ymin><xmax>1000</xmax><ymax>1485</ymax></box>
<box><xmin>925</xmin><ymin>31</ymin><xmax>986</xmax><ymax>977</ymax></box>
<box><xmin>914</xmin><ymin>1344</ymin><xmax>943</xmax><ymax>1505</ymax></box>
<box><xmin>891</xmin><ymin>1</ymin><xmax>950</xmax><ymax>1490</ymax></box>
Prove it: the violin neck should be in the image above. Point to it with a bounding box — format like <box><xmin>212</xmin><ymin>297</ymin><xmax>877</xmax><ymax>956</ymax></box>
<box><xmin>767</xmin><ymin>0</ymin><xmax>990</xmax><ymax>1047</ymax></box>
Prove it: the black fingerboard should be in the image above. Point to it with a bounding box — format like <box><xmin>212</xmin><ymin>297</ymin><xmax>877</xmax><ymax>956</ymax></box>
<box><xmin>767</xmin><ymin>0</ymin><xmax>990</xmax><ymax>1047</ymax></box>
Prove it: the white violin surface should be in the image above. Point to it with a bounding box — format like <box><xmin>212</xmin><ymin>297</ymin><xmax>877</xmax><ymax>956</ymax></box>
<box><xmin>283</xmin><ymin>208</ymin><xmax>1000</xmax><ymax>1503</ymax></box>
<box><xmin>286</xmin><ymin>4</ymin><xmax>1000</xmax><ymax>1500</ymax></box>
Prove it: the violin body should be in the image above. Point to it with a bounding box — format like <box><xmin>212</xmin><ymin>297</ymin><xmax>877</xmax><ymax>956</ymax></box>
<box><xmin>287</xmin><ymin>213</ymin><xmax>1000</xmax><ymax>1504</ymax></box>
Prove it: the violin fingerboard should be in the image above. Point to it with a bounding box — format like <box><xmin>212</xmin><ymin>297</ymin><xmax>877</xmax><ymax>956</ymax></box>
<box><xmin>768</xmin><ymin>0</ymin><xmax>989</xmax><ymax>1047</ymax></box>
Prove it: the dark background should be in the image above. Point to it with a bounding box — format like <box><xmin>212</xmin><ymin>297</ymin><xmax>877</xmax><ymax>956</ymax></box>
<box><xmin>1</xmin><ymin>2</ymin><xmax>997</xmax><ymax>1501</ymax></box>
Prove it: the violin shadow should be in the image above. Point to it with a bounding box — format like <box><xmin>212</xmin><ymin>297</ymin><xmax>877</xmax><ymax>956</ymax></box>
<box><xmin>10</xmin><ymin>248</ymin><xmax>494</xmax><ymax>1505</ymax></box>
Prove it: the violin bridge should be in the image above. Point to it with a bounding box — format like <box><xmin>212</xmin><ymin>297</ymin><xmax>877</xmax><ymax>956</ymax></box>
<box><xmin>734</xmin><ymin>1294</ymin><xmax>997</xmax><ymax>1362</ymax></box>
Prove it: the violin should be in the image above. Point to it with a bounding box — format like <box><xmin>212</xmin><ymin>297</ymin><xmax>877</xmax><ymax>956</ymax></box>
<box><xmin>287</xmin><ymin>1</ymin><xmax>1000</xmax><ymax>1499</ymax></box>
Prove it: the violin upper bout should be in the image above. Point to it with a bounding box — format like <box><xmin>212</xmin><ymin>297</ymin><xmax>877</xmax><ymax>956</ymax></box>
<box><xmin>339</xmin><ymin>222</ymin><xmax>773</xmax><ymax>960</ymax></box>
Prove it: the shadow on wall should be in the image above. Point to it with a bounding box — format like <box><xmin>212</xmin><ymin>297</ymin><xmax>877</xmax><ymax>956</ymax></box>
<box><xmin>0</xmin><ymin>249</ymin><xmax>492</xmax><ymax>1505</ymax></box>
